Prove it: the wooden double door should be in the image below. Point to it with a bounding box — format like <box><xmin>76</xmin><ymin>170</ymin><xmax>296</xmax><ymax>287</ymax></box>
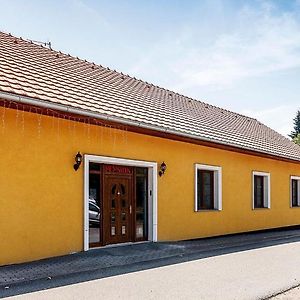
<box><xmin>89</xmin><ymin>163</ymin><xmax>148</xmax><ymax>247</ymax></box>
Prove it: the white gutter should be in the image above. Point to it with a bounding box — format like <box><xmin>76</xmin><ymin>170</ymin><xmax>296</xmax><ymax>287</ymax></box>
<box><xmin>0</xmin><ymin>91</ymin><xmax>298</xmax><ymax>162</ymax></box>
<box><xmin>0</xmin><ymin>91</ymin><xmax>222</xmax><ymax>143</ymax></box>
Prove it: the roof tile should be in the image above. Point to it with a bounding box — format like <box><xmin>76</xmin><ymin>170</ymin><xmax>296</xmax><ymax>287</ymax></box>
<box><xmin>0</xmin><ymin>31</ymin><xmax>300</xmax><ymax>161</ymax></box>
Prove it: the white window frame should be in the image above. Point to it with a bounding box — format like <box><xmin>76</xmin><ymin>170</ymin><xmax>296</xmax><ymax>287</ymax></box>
<box><xmin>290</xmin><ymin>176</ymin><xmax>300</xmax><ymax>207</ymax></box>
<box><xmin>84</xmin><ymin>154</ymin><xmax>158</xmax><ymax>251</ymax></box>
<box><xmin>252</xmin><ymin>171</ymin><xmax>271</xmax><ymax>209</ymax></box>
<box><xmin>194</xmin><ymin>164</ymin><xmax>222</xmax><ymax>212</ymax></box>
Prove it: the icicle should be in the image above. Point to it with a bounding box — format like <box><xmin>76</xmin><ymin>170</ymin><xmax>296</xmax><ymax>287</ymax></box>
<box><xmin>52</xmin><ymin>111</ymin><xmax>55</xmax><ymax>133</ymax></box>
<box><xmin>68</xmin><ymin>115</ymin><xmax>72</xmax><ymax>138</ymax></box>
<box><xmin>21</xmin><ymin>105</ymin><xmax>25</xmax><ymax>135</ymax></box>
<box><xmin>1</xmin><ymin>102</ymin><xmax>6</xmax><ymax>134</ymax></box>
<box><xmin>109</xmin><ymin>125</ymin><xmax>112</xmax><ymax>145</ymax></box>
<box><xmin>122</xmin><ymin>125</ymin><xmax>126</xmax><ymax>144</ymax></box>
<box><xmin>87</xmin><ymin>118</ymin><xmax>91</xmax><ymax>145</ymax></box>
<box><xmin>72</xmin><ymin>118</ymin><xmax>76</xmax><ymax>143</ymax></box>
<box><xmin>100</xmin><ymin>123</ymin><xmax>104</xmax><ymax>147</ymax></box>
<box><xmin>37</xmin><ymin>111</ymin><xmax>42</xmax><ymax>139</ymax></box>
<box><xmin>97</xmin><ymin>123</ymin><xmax>101</xmax><ymax>146</ymax></box>
<box><xmin>56</xmin><ymin>114</ymin><xmax>60</xmax><ymax>141</ymax></box>
<box><xmin>113</xmin><ymin>126</ymin><xmax>117</xmax><ymax>150</ymax></box>
<box><xmin>15</xmin><ymin>104</ymin><xmax>19</xmax><ymax>128</ymax></box>
<box><xmin>125</xmin><ymin>126</ymin><xmax>128</xmax><ymax>146</ymax></box>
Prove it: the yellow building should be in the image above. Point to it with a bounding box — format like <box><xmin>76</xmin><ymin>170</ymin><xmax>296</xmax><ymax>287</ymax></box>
<box><xmin>1</xmin><ymin>32</ymin><xmax>300</xmax><ymax>266</ymax></box>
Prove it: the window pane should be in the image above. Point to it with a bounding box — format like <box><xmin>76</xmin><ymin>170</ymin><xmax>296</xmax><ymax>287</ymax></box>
<box><xmin>135</xmin><ymin>168</ymin><xmax>148</xmax><ymax>239</ymax></box>
<box><xmin>89</xmin><ymin>203</ymin><xmax>98</xmax><ymax>212</ymax></box>
<box><xmin>203</xmin><ymin>172</ymin><xmax>213</xmax><ymax>208</ymax></box>
<box><xmin>89</xmin><ymin>163</ymin><xmax>101</xmax><ymax>246</ymax></box>
<box><xmin>254</xmin><ymin>175</ymin><xmax>264</xmax><ymax>208</ymax></box>
<box><xmin>89</xmin><ymin>162</ymin><xmax>101</xmax><ymax>171</ymax></box>
<box><xmin>136</xmin><ymin>167</ymin><xmax>148</xmax><ymax>176</ymax></box>
<box><xmin>197</xmin><ymin>170</ymin><xmax>214</xmax><ymax>210</ymax></box>
<box><xmin>292</xmin><ymin>179</ymin><xmax>298</xmax><ymax>207</ymax></box>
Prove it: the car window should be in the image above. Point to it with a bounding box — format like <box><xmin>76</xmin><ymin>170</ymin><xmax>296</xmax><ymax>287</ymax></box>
<box><xmin>89</xmin><ymin>203</ymin><xmax>99</xmax><ymax>212</ymax></box>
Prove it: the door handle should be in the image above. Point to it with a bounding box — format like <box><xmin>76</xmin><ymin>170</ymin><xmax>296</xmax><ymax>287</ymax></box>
<box><xmin>129</xmin><ymin>204</ymin><xmax>132</xmax><ymax>214</ymax></box>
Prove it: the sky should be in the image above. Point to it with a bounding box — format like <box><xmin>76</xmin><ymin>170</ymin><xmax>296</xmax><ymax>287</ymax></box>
<box><xmin>1</xmin><ymin>0</ymin><xmax>300</xmax><ymax>137</ymax></box>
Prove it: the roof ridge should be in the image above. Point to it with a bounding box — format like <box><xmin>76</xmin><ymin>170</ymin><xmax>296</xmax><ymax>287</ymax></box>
<box><xmin>0</xmin><ymin>31</ymin><xmax>256</xmax><ymax>122</ymax></box>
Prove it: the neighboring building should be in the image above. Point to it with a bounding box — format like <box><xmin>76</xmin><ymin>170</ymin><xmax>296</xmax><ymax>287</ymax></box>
<box><xmin>1</xmin><ymin>31</ymin><xmax>300</xmax><ymax>266</ymax></box>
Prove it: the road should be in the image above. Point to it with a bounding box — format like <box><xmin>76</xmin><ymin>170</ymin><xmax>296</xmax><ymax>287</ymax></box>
<box><xmin>6</xmin><ymin>241</ymin><xmax>300</xmax><ymax>300</ymax></box>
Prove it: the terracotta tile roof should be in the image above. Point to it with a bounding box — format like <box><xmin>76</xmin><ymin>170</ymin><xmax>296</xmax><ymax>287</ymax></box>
<box><xmin>0</xmin><ymin>31</ymin><xmax>300</xmax><ymax>162</ymax></box>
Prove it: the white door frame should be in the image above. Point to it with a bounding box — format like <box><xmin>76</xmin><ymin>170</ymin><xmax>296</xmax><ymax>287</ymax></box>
<box><xmin>83</xmin><ymin>154</ymin><xmax>158</xmax><ymax>251</ymax></box>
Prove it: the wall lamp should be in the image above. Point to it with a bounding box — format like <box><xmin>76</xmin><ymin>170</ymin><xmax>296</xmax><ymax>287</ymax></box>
<box><xmin>159</xmin><ymin>161</ymin><xmax>167</xmax><ymax>177</ymax></box>
<box><xmin>73</xmin><ymin>151</ymin><xmax>83</xmax><ymax>171</ymax></box>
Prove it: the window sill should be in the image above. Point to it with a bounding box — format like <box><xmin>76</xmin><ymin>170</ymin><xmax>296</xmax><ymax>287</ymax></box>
<box><xmin>252</xmin><ymin>207</ymin><xmax>270</xmax><ymax>210</ymax></box>
<box><xmin>291</xmin><ymin>206</ymin><xmax>300</xmax><ymax>208</ymax></box>
<box><xmin>195</xmin><ymin>209</ymin><xmax>222</xmax><ymax>213</ymax></box>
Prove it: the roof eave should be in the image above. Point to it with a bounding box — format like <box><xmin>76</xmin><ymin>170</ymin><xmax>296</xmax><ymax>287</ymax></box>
<box><xmin>0</xmin><ymin>90</ymin><xmax>299</xmax><ymax>164</ymax></box>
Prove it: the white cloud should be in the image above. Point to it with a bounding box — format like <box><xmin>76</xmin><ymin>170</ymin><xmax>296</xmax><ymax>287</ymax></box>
<box><xmin>172</xmin><ymin>3</ymin><xmax>300</xmax><ymax>91</ymax></box>
<box><xmin>127</xmin><ymin>2</ymin><xmax>300</xmax><ymax>93</ymax></box>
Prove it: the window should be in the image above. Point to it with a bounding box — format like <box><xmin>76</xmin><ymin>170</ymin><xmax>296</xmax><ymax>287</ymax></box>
<box><xmin>89</xmin><ymin>162</ymin><xmax>101</xmax><ymax>247</ymax></box>
<box><xmin>291</xmin><ymin>176</ymin><xmax>300</xmax><ymax>207</ymax></box>
<box><xmin>89</xmin><ymin>202</ymin><xmax>99</xmax><ymax>212</ymax></box>
<box><xmin>195</xmin><ymin>164</ymin><xmax>222</xmax><ymax>211</ymax></box>
<box><xmin>135</xmin><ymin>167</ymin><xmax>148</xmax><ymax>240</ymax></box>
<box><xmin>252</xmin><ymin>171</ymin><xmax>270</xmax><ymax>209</ymax></box>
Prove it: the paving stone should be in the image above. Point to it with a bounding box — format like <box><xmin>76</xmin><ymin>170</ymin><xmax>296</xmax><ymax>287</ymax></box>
<box><xmin>1</xmin><ymin>228</ymin><xmax>300</xmax><ymax>289</ymax></box>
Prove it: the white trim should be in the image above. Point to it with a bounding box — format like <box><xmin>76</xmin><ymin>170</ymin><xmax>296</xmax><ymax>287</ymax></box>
<box><xmin>290</xmin><ymin>176</ymin><xmax>300</xmax><ymax>207</ymax></box>
<box><xmin>194</xmin><ymin>164</ymin><xmax>222</xmax><ymax>212</ymax></box>
<box><xmin>84</xmin><ymin>157</ymin><xmax>89</xmax><ymax>250</ymax></box>
<box><xmin>252</xmin><ymin>171</ymin><xmax>271</xmax><ymax>209</ymax></box>
<box><xmin>84</xmin><ymin>154</ymin><xmax>158</xmax><ymax>251</ymax></box>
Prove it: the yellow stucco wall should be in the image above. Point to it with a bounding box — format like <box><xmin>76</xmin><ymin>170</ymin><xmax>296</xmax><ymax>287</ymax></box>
<box><xmin>1</xmin><ymin>106</ymin><xmax>300</xmax><ymax>265</ymax></box>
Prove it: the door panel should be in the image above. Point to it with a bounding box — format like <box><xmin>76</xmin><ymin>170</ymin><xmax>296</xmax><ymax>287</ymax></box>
<box><xmin>90</xmin><ymin>164</ymin><xmax>149</xmax><ymax>247</ymax></box>
<box><xmin>103</xmin><ymin>175</ymin><xmax>133</xmax><ymax>245</ymax></box>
